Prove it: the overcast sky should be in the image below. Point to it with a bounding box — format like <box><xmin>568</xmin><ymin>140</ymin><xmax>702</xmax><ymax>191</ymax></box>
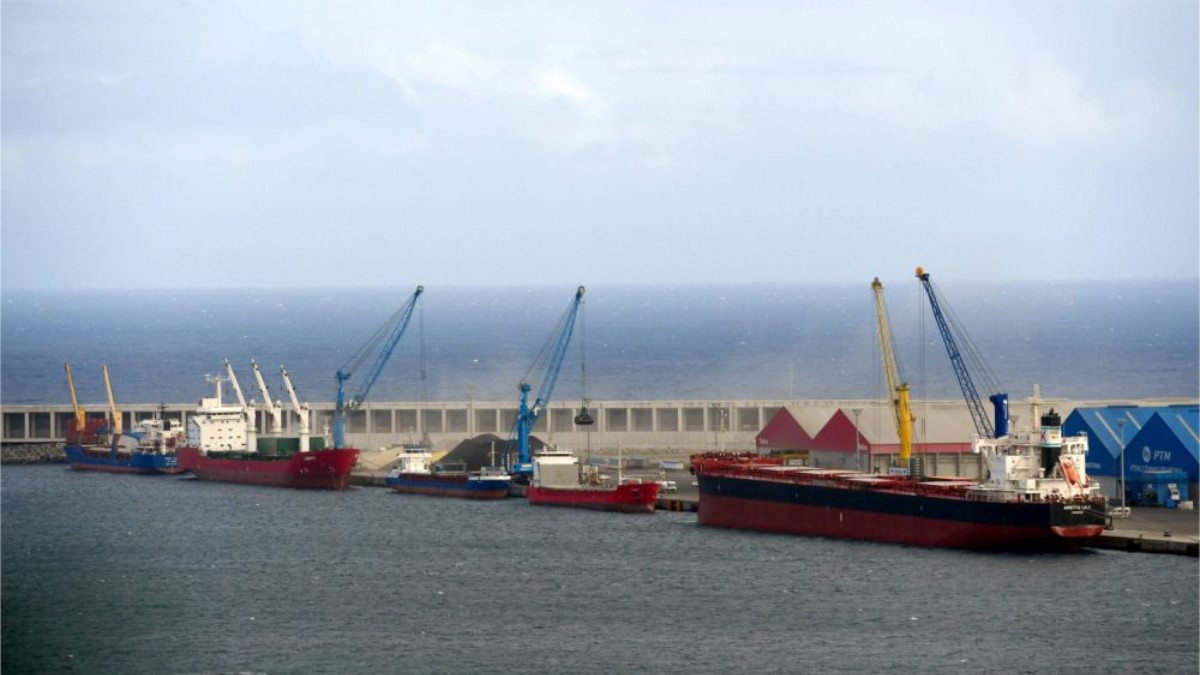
<box><xmin>2</xmin><ymin>0</ymin><xmax>1196</xmax><ymax>290</ymax></box>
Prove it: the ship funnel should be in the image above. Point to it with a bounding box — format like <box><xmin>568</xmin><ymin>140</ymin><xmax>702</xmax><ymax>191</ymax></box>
<box><xmin>1040</xmin><ymin>408</ymin><xmax>1063</xmax><ymax>476</ymax></box>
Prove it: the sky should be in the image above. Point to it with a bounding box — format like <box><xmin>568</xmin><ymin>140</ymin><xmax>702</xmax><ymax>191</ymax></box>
<box><xmin>2</xmin><ymin>0</ymin><xmax>1197</xmax><ymax>290</ymax></box>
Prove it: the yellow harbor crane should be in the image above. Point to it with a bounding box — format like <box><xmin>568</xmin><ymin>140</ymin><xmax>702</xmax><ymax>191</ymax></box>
<box><xmin>102</xmin><ymin>365</ymin><xmax>123</xmax><ymax>437</ymax></box>
<box><xmin>64</xmin><ymin>363</ymin><xmax>87</xmax><ymax>432</ymax></box>
<box><xmin>871</xmin><ymin>277</ymin><xmax>914</xmax><ymax>471</ymax></box>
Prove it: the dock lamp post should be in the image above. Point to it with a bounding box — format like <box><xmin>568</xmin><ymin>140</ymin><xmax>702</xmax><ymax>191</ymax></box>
<box><xmin>851</xmin><ymin>408</ymin><xmax>862</xmax><ymax>472</ymax></box>
<box><xmin>1117</xmin><ymin>417</ymin><xmax>1127</xmax><ymax>510</ymax></box>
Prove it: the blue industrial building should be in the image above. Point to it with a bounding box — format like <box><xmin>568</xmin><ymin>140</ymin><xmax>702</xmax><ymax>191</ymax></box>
<box><xmin>1122</xmin><ymin>408</ymin><xmax>1198</xmax><ymax>507</ymax></box>
<box><xmin>1063</xmin><ymin>406</ymin><xmax>1157</xmax><ymax>478</ymax></box>
<box><xmin>1064</xmin><ymin>405</ymin><xmax>1198</xmax><ymax>506</ymax></box>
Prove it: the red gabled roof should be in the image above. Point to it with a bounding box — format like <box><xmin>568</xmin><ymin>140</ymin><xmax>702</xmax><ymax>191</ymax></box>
<box><xmin>755</xmin><ymin>408</ymin><xmax>814</xmax><ymax>451</ymax></box>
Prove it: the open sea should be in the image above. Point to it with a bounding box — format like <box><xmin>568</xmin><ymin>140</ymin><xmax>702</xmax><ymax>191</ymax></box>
<box><xmin>1</xmin><ymin>281</ymin><xmax>1197</xmax><ymax>406</ymax></box>
<box><xmin>2</xmin><ymin>282</ymin><xmax>1198</xmax><ymax>673</ymax></box>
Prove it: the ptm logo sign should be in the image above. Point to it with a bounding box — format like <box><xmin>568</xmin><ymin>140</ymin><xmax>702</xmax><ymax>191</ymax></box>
<box><xmin>1142</xmin><ymin>446</ymin><xmax>1171</xmax><ymax>463</ymax></box>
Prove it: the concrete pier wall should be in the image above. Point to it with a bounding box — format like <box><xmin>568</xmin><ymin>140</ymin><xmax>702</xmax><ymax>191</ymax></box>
<box><xmin>5</xmin><ymin>396</ymin><xmax>1193</xmax><ymax>460</ymax></box>
<box><xmin>2</xmin><ymin>399</ymin><xmax>796</xmax><ymax>454</ymax></box>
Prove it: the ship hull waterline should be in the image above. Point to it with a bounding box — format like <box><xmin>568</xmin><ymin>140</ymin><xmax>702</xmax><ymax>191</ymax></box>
<box><xmin>385</xmin><ymin>474</ymin><xmax>510</xmax><ymax>500</ymax></box>
<box><xmin>527</xmin><ymin>482</ymin><xmax>660</xmax><ymax>514</ymax></box>
<box><xmin>177</xmin><ymin>447</ymin><xmax>360</xmax><ymax>490</ymax></box>
<box><xmin>698</xmin><ymin>474</ymin><xmax>1106</xmax><ymax>552</ymax></box>
<box><xmin>64</xmin><ymin>444</ymin><xmax>185</xmax><ymax>475</ymax></box>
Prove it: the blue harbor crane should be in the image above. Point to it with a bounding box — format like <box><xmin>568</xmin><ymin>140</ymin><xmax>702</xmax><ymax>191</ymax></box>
<box><xmin>504</xmin><ymin>286</ymin><xmax>592</xmax><ymax>478</ymax></box>
<box><xmin>915</xmin><ymin>267</ymin><xmax>1009</xmax><ymax>439</ymax></box>
<box><xmin>332</xmin><ymin>285</ymin><xmax>424</xmax><ymax>449</ymax></box>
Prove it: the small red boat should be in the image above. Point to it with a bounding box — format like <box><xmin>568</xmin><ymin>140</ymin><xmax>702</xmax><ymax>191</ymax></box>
<box><xmin>527</xmin><ymin>448</ymin><xmax>660</xmax><ymax>513</ymax></box>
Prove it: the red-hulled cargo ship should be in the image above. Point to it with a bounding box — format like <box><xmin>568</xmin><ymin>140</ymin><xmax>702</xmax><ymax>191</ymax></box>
<box><xmin>527</xmin><ymin>481</ymin><xmax>660</xmax><ymax>513</ymax></box>
<box><xmin>527</xmin><ymin>449</ymin><xmax>660</xmax><ymax>513</ymax></box>
<box><xmin>176</xmin><ymin>364</ymin><xmax>358</xmax><ymax>490</ymax></box>
<box><xmin>692</xmin><ymin>412</ymin><xmax>1107</xmax><ymax>552</ymax></box>
<box><xmin>177</xmin><ymin>446</ymin><xmax>359</xmax><ymax>489</ymax></box>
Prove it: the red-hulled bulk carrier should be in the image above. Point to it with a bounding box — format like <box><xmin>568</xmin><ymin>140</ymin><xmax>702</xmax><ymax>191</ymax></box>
<box><xmin>527</xmin><ymin>449</ymin><xmax>660</xmax><ymax>513</ymax></box>
<box><xmin>176</xmin><ymin>362</ymin><xmax>358</xmax><ymax>490</ymax></box>
<box><xmin>693</xmin><ymin>411</ymin><xmax>1107</xmax><ymax>552</ymax></box>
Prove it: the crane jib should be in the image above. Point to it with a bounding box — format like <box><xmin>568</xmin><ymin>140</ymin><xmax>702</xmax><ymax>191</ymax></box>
<box><xmin>332</xmin><ymin>285</ymin><xmax>424</xmax><ymax>449</ymax></box>
<box><xmin>916</xmin><ymin>268</ymin><xmax>1008</xmax><ymax>439</ymax></box>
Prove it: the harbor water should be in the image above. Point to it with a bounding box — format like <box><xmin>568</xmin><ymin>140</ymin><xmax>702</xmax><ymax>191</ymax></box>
<box><xmin>3</xmin><ymin>464</ymin><xmax>1197</xmax><ymax>674</ymax></box>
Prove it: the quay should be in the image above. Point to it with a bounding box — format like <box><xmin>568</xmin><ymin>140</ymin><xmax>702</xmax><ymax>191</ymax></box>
<box><xmin>350</xmin><ymin>468</ymin><xmax>1197</xmax><ymax>556</ymax></box>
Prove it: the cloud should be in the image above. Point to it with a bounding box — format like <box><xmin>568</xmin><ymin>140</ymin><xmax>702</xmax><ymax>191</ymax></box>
<box><xmin>992</xmin><ymin>55</ymin><xmax>1119</xmax><ymax>145</ymax></box>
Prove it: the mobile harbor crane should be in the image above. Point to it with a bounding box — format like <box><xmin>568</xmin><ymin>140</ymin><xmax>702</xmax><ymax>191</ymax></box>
<box><xmin>333</xmin><ymin>285</ymin><xmax>424</xmax><ymax>449</ymax></box>
<box><xmin>915</xmin><ymin>266</ymin><xmax>1009</xmax><ymax>439</ymax></box>
<box><xmin>871</xmin><ymin>278</ymin><xmax>915</xmax><ymax>474</ymax></box>
<box><xmin>504</xmin><ymin>286</ymin><xmax>593</xmax><ymax>478</ymax></box>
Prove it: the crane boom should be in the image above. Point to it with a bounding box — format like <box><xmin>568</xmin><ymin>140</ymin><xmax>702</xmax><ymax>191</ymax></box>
<box><xmin>251</xmin><ymin>359</ymin><xmax>284</xmax><ymax>434</ymax></box>
<box><xmin>224</xmin><ymin>359</ymin><xmax>248</xmax><ymax>407</ymax></box>
<box><xmin>333</xmin><ymin>284</ymin><xmax>424</xmax><ymax>449</ymax></box>
<box><xmin>505</xmin><ymin>286</ymin><xmax>587</xmax><ymax>476</ymax></box>
<box><xmin>64</xmin><ymin>363</ymin><xmax>86</xmax><ymax>432</ymax></box>
<box><xmin>915</xmin><ymin>266</ymin><xmax>1008</xmax><ymax>439</ymax></box>
<box><xmin>280</xmin><ymin>365</ymin><xmax>310</xmax><ymax>452</ymax></box>
<box><xmin>224</xmin><ymin>359</ymin><xmax>257</xmax><ymax>451</ymax></box>
<box><xmin>871</xmin><ymin>278</ymin><xmax>913</xmax><ymax>468</ymax></box>
<box><xmin>102</xmin><ymin>365</ymin><xmax>123</xmax><ymax>436</ymax></box>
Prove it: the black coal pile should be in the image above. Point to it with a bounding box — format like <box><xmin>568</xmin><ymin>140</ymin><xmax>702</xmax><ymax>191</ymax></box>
<box><xmin>437</xmin><ymin>433</ymin><xmax>549</xmax><ymax>471</ymax></box>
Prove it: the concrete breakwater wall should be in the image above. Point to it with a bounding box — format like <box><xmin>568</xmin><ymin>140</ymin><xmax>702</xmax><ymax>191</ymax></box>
<box><xmin>1</xmin><ymin>443</ymin><xmax>66</xmax><ymax>464</ymax></box>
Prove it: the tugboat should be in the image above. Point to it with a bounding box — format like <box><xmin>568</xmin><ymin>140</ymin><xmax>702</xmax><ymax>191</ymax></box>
<box><xmin>62</xmin><ymin>364</ymin><xmax>185</xmax><ymax>475</ymax></box>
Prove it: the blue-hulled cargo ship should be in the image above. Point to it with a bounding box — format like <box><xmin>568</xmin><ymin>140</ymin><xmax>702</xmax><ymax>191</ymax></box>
<box><xmin>384</xmin><ymin>448</ymin><xmax>511</xmax><ymax>499</ymax></box>
<box><xmin>64</xmin><ymin>417</ymin><xmax>185</xmax><ymax>474</ymax></box>
<box><xmin>62</xmin><ymin>364</ymin><xmax>185</xmax><ymax>475</ymax></box>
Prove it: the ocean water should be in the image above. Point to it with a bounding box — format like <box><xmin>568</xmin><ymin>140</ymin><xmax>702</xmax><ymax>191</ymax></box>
<box><xmin>1</xmin><ymin>281</ymin><xmax>1197</xmax><ymax>407</ymax></box>
<box><xmin>2</xmin><ymin>464</ymin><xmax>1197</xmax><ymax>675</ymax></box>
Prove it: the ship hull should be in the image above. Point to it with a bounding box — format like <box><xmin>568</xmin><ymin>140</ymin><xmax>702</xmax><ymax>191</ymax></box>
<box><xmin>177</xmin><ymin>447</ymin><xmax>360</xmax><ymax>490</ymax></box>
<box><xmin>528</xmin><ymin>482</ymin><xmax>660</xmax><ymax>513</ymax></box>
<box><xmin>385</xmin><ymin>473</ymin><xmax>510</xmax><ymax>500</ymax></box>
<box><xmin>63</xmin><ymin>444</ymin><xmax>185</xmax><ymax>475</ymax></box>
<box><xmin>697</xmin><ymin>472</ymin><xmax>1106</xmax><ymax>551</ymax></box>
